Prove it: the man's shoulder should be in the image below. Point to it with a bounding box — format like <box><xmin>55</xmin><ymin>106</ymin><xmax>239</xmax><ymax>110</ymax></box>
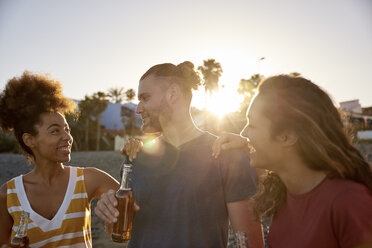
<box><xmin>193</xmin><ymin>131</ymin><xmax>217</xmax><ymax>145</ymax></box>
<box><xmin>195</xmin><ymin>132</ymin><xmax>250</xmax><ymax>165</ymax></box>
<box><xmin>219</xmin><ymin>147</ymin><xmax>249</xmax><ymax>164</ymax></box>
<box><xmin>179</xmin><ymin>132</ymin><xmax>217</xmax><ymax>153</ymax></box>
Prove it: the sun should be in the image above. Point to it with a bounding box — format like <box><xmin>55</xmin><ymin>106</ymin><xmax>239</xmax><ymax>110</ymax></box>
<box><xmin>191</xmin><ymin>83</ymin><xmax>244</xmax><ymax>118</ymax></box>
<box><xmin>185</xmin><ymin>46</ymin><xmax>273</xmax><ymax>117</ymax></box>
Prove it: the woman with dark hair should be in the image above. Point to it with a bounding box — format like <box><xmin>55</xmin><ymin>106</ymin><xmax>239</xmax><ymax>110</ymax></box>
<box><xmin>0</xmin><ymin>72</ymin><xmax>119</xmax><ymax>247</ymax></box>
<box><xmin>213</xmin><ymin>74</ymin><xmax>372</xmax><ymax>247</ymax></box>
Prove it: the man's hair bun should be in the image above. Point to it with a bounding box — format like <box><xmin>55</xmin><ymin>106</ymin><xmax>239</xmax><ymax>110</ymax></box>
<box><xmin>176</xmin><ymin>61</ymin><xmax>201</xmax><ymax>91</ymax></box>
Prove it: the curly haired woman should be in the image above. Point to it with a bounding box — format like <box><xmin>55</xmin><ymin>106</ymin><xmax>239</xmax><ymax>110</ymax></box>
<box><xmin>0</xmin><ymin>72</ymin><xmax>119</xmax><ymax>247</ymax></box>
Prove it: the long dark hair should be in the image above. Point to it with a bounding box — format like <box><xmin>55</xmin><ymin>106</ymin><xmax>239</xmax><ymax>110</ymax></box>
<box><xmin>253</xmin><ymin>75</ymin><xmax>372</xmax><ymax>218</ymax></box>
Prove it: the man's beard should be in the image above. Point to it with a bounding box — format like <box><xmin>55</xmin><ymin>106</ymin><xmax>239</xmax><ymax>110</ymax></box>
<box><xmin>141</xmin><ymin>98</ymin><xmax>172</xmax><ymax>133</ymax></box>
<box><xmin>142</xmin><ymin>114</ymin><xmax>162</xmax><ymax>133</ymax></box>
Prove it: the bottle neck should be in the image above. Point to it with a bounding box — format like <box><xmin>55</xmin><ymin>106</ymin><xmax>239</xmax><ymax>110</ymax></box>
<box><xmin>15</xmin><ymin>212</ymin><xmax>29</xmax><ymax>237</ymax></box>
<box><xmin>119</xmin><ymin>161</ymin><xmax>133</xmax><ymax>191</ymax></box>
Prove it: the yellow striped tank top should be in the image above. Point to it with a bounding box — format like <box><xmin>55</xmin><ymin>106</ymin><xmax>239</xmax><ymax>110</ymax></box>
<box><xmin>6</xmin><ymin>166</ymin><xmax>92</xmax><ymax>247</ymax></box>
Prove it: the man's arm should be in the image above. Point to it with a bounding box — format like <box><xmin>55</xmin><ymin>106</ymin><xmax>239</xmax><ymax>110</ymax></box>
<box><xmin>227</xmin><ymin>198</ymin><xmax>264</xmax><ymax>248</ymax></box>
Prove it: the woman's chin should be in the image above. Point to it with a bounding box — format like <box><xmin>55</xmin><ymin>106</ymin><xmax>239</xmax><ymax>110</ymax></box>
<box><xmin>249</xmin><ymin>156</ymin><xmax>266</xmax><ymax>170</ymax></box>
<box><xmin>60</xmin><ymin>156</ymin><xmax>71</xmax><ymax>163</ymax></box>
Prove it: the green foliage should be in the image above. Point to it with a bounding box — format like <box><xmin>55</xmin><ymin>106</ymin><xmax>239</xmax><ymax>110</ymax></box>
<box><xmin>79</xmin><ymin>95</ymin><xmax>95</xmax><ymax>118</ymax></box>
<box><xmin>0</xmin><ymin>131</ymin><xmax>20</xmax><ymax>153</ymax></box>
<box><xmin>237</xmin><ymin>74</ymin><xmax>261</xmax><ymax>96</ymax></box>
<box><xmin>79</xmin><ymin>92</ymin><xmax>108</xmax><ymax>125</ymax></box>
<box><xmin>125</xmin><ymin>89</ymin><xmax>136</xmax><ymax>102</ymax></box>
<box><xmin>76</xmin><ymin>92</ymin><xmax>109</xmax><ymax>151</ymax></box>
<box><xmin>106</xmin><ymin>87</ymin><xmax>136</xmax><ymax>103</ymax></box>
<box><xmin>107</xmin><ymin>87</ymin><xmax>125</xmax><ymax>103</ymax></box>
<box><xmin>237</xmin><ymin>74</ymin><xmax>263</xmax><ymax>114</ymax></box>
<box><xmin>198</xmin><ymin>59</ymin><xmax>223</xmax><ymax>95</ymax></box>
<box><xmin>91</xmin><ymin>91</ymin><xmax>109</xmax><ymax>115</ymax></box>
<box><xmin>356</xmin><ymin>139</ymin><xmax>372</xmax><ymax>144</ymax></box>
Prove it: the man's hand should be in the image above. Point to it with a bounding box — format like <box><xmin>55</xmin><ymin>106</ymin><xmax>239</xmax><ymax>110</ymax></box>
<box><xmin>94</xmin><ymin>189</ymin><xmax>140</xmax><ymax>224</ymax></box>
<box><xmin>212</xmin><ymin>132</ymin><xmax>248</xmax><ymax>158</ymax></box>
<box><xmin>121</xmin><ymin>138</ymin><xmax>143</xmax><ymax>161</ymax></box>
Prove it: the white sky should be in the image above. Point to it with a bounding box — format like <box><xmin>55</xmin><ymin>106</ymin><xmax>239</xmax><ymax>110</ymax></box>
<box><xmin>1</xmin><ymin>0</ymin><xmax>371</xmax><ymax>110</ymax></box>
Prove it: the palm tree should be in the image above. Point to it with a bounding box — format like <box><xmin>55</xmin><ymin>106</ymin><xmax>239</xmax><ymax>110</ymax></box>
<box><xmin>198</xmin><ymin>59</ymin><xmax>223</xmax><ymax>98</ymax></box>
<box><xmin>78</xmin><ymin>95</ymin><xmax>95</xmax><ymax>150</ymax></box>
<box><xmin>91</xmin><ymin>91</ymin><xmax>109</xmax><ymax>151</ymax></box>
<box><xmin>197</xmin><ymin>59</ymin><xmax>223</xmax><ymax>132</ymax></box>
<box><xmin>107</xmin><ymin>87</ymin><xmax>125</xmax><ymax>103</ymax></box>
<box><xmin>122</xmin><ymin>89</ymin><xmax>136</xmax><ymax>135</ymax></box>
<box><xmin>237</xmin><ymin>74</ymin><xmax>263</xmax><ymax>114</ymax></box>
<box><xmin>237</xmin><ymin>74</ymin><xmax>261</xmax><ymax>95</ymax></box>
<box><xmin>125</xmin><ymin>89</ymin><xmax>136</xmax><ymax>102</ymax></box>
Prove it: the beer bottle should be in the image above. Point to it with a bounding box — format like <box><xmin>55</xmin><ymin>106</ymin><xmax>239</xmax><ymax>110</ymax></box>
<box><xmin>111</xmin><ymin>156</ymin><xmax>135</xmax><ymax>243</ymax></box>
<box><xmin>10</xmin><ymin>211</ymin><xmax>30</xmax><ymax>248</ymax></box>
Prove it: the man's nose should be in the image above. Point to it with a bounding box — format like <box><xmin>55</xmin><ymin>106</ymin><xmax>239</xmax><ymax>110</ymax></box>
<box><xmin>136</xmin><ymin>102</ymin><xmax>143</xmax><ymax>114</ymax></box>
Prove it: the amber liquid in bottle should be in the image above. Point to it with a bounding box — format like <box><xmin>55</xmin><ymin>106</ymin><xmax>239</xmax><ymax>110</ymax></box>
<box><xmin>10</xmin><ymin>236</ymin><xmax>30</xmax><ymax>248</ymax></box>
<box><xmin>111</xmin><ymin>157</ymin><xmax>135</xmax><ymax>243</ymax></box>
<box><xmin>10</xmin><ymin>211</ymin><xmax>30</xmax><ymax>248</ymax></box>
<box><xmin>111</xmin><ymin>189</ymin><xmax>135</xmax><ymax>242</ymax></box>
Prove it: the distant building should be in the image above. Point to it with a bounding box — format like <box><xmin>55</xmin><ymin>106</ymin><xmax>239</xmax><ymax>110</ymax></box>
<box><xmin>340</xmin><ymin>99</ymin><xmax>362</xmax><ymax>114</ymax></box>
<box><xmin>362</xmin><ymin>106</ymin><xmax>372</xmax><ymax>116</ymax></box>
<box><xmin>100</xmin><ymin>102</ymin><xmax>142</xmax><ymax>132</ymax></box>
<box><xmin>340</xmin><ymin>99</ymin><xmax>372</xmax><ymax>131</ymax></box>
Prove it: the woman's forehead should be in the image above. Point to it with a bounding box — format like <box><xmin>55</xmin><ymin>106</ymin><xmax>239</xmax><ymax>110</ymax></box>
<box><xmin>38</xmin><ymin>112</ymin><xmax>67</xmax><ymax>126</ymax></box>
<box><xmin>247</xmin><ymin>95</ymin><xmax>264</xmax><ymax>117</ymax></box>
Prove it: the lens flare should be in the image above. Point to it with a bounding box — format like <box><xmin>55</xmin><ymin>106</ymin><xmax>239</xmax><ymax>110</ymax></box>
<box><xmin>142</xmin><ymin>135</ymin><xmax>161</xmax><ymax>155</ymax></box>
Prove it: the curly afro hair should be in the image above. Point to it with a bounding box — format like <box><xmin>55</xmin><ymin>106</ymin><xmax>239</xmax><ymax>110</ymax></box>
<box><xmin>0</xmin><ymin>71</ymin><xmax>76</xmax><ymax>157</ymax></box>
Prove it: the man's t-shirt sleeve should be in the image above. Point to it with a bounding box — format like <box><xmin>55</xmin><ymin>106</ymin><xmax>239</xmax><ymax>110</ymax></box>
<box><xmin>219</xmin><ymin>149</ymin><xmax>257</xmax><ymax>203</ymax></box>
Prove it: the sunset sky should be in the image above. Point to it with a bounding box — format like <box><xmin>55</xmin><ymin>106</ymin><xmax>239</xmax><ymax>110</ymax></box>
<box><xmin>1</xmin><ymin>0</ymin><xmax>371</xmax><ymax>114</ymax></box>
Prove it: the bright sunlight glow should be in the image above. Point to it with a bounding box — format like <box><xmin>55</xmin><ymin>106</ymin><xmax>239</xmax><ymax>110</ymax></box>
<box><xmin>188</xmin><ymin>46</ymin><xmax>273</xmax><ymax>118</ymax></box>
<box><xmin>192</xmin><ymin>82</ymin><xmax>244</xmax><ymax>118</ymax></box>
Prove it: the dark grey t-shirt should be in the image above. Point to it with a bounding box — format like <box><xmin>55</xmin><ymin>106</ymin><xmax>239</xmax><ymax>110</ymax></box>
<box><xmin>128</xmin><ymin>132</ymin><xmax>257</xmax><ymax>248</ymax></box>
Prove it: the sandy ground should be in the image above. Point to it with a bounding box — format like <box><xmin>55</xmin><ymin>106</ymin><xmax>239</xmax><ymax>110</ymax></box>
<box><xmin>1</xmin><ymin>144</ymin><xmax>371</xmax><ymax>247</ymax></box>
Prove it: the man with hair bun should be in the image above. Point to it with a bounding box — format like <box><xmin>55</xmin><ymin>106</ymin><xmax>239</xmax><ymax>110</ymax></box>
<box><xmin>94</xmin><ymin>62</ymin><xmax>263</xmax><ymax>248</ymax></box>
<box><xmin>0</xmin><ymin>72</ymin><xmax>120</xmax><ymax>247</ymax></box>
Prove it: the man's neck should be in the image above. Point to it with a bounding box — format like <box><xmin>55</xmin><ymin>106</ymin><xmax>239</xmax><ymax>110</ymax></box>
<box><xmin>161</xmin><ymin>114</ymin><xmax>203</xmax><ymax>148</ymax></box>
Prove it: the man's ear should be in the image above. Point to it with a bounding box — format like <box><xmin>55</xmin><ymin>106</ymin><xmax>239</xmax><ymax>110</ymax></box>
<box><xmin>166</xmin><ymin>83</ymin><xmax>181</xmax><ymax>104</ymax></box>
<box><xmin>277</xmin><ymin>130</ymin><xmax>298</xmax><ymax>146</ymax></box>
<box><xmin>22</xmin><ymin>133</ymin><xmax>36</xmax><ymax>149</ymax></box>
